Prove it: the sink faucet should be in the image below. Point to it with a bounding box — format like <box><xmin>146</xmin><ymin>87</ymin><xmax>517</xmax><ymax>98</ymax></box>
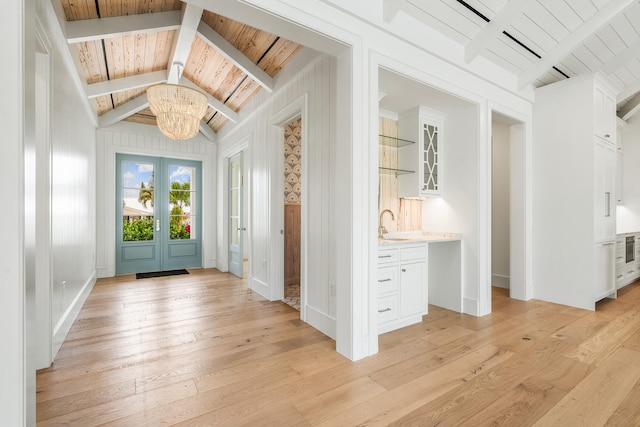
<box><xmin>378</xmin><ymin>209</ymin><xmax>395</xmax><ymax>238</ymax></box>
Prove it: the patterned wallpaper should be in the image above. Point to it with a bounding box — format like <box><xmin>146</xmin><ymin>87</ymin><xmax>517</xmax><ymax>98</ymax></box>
<box><xmin>284</xmin><ymin>118</ymin><xmax>302</xmax><ymax>203</ymax></box>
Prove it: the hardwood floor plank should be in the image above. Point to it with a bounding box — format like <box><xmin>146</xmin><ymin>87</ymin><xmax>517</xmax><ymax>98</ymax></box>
<box><xmin>460</xmin><ymin>377</ymin><xmax>565</xmax><ymax>427</ymax></box>
<box><xmin>533</xmin><ymin>347</ymin><xmax>640</xmax><ymax>426</ymax></box>
<box><xmin>564</xmin><ymin>309</ymin><xmax>640</xmax><ymax>366</ymax></box>
<box><xmin>36</xmin><ymin>270</ymin><xmax>640</xmax><ymax>426</ymax></box>
<box><xmin>604</xmin><ymin>379</ymin><xmax>640</xmax><ymax>426</ymax></box>
<box><xmin>388</xmin><ymin>338</ymin><xmax>575</xmax><ymax>426</ymax></box>
<box><xmin>317</xmin><ymin>344</ymin><xmax>512</xmax><ymax>427</ymax></box>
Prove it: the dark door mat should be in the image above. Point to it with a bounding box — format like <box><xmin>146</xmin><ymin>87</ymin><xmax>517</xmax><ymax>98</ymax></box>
<box><xmin>136</xmin><ymin>269</ymin><xmax>189</xmax><ymax>279</ymax></box>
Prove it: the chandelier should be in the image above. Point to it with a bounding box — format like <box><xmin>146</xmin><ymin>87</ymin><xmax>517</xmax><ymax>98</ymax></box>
<box><xmin>147</xmin><ymin>72</ymin><xmax>208</xmax><ymax>140</ymax></box>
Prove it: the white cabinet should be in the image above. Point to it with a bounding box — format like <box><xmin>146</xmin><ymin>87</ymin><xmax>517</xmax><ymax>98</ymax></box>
<box><xmin>377</xmin><ymin>244</ymin><xmax>427</xmax><ymax>334</ymax></box>
<box><xmin>594</xmin><ymin>139</ymin><xmax>616</xmax><ymax>242</ymax></box>
<box><xmin>594</xmin><ymin>242</ymin><xmax>616</xmax><ymax>301</ymax></box>
<box><xmin>616</xmin><ymin>151</ymin><xmax>624</xmax><ymax>205</ymax></box>
<box><xmin>533</xmin><ymin>73</ymin><xmax>619</xmax><ymax>310</ymax></box>
<box><xmin>397</xmin><ymin>106</ymin><xmax>443</xmax><ymax>198</ymax></box>
<box><xmin>594</xmin><ymin>83</ymin><xmax>616</xmax><ymax>144</ymax></box>
<box><xmin>616</xmin><ymin>233</ymin><xmax>640</xmax><ymax>289</ymax></box>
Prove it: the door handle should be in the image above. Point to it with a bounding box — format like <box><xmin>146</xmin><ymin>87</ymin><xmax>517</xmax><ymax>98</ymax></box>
<box><xmin>156</xmin><ymin>219</ymin><xmax>160</xmax><ymax>231</ymax></box>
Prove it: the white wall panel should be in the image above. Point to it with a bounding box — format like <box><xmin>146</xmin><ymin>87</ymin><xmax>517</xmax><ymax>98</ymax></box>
<box><xmin>216</xmin><ymin>54</ymin><xmax>337</xmax><ymax>336</ymax></box>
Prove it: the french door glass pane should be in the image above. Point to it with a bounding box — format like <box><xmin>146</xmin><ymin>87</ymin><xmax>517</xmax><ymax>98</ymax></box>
<box><xmin>169</xmin><ymin>164</ymin><xmax>197</xmax><ymax>240</ymax></box>
<box><xmin>121</xmin><ymin>161</ymin><xmax>155</xmax><ymax>241</ymax></box>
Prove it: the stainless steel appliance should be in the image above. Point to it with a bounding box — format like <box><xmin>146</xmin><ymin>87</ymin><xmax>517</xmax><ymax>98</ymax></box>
<box><xmin>626</xmin><ymin>236</ymin><xmax>635</xmax><ymax>263</ymax></box>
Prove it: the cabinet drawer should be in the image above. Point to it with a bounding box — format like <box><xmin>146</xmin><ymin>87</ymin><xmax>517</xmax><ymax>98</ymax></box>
<box><xmin>377</xmin><ymin>266</ymin><xmax>398</xmax><ymax>294</ymax></box>
<box><xmin>400</xmin><ymin>244</ymin><xmax>427</xmax><ymax>262</ymax></box>
<box><xmin>377</xmin><ymin>295</ymin><xmax>398</xmax><ymax>324</ymax></box>
<box><xmin>377</xmin><ymin>249</ymin><xmax>398</xmax><ymax>264</ymax></box>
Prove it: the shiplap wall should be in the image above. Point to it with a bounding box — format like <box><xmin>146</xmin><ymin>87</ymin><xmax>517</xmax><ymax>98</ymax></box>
<box><xmin>96</xmin><ymin>121</ymin><xmax>217</xmax><ymax>278</ymax></box>
<box><xmin>216</xmin><ymin>53</ymin><xmax>337</xmax><ymax>338</ymax></box>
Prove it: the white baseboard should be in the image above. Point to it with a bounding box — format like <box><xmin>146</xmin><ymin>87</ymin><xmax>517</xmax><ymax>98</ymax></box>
<box><xmin>304</xmin><ymin>305</ymin><xmax>336</xmax><ymax>340</ymax></box>
<box><xmin>96</xmin><ymin>267</ymin><xmax>109</xmax><ymax>279</ymax></box>
<box><xmin>52</xmin><ymin>271</ymin><xmax>97</xmax><ymax>359</ymax></box>
<box><xmin>250</xmin><ymin>277</ymin><xmax>269</xmax><ymax>300</ymax></box>
<box><xmin>492</xmin><ymin>274</ymin><xmax>510</xmax><ymax>289</ymax></box>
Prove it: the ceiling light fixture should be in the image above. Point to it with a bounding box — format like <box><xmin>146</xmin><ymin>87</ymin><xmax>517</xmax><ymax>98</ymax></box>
<box><xmin>147</xmin><ymin>63</ymin><xmax>208</xmax><ymax>140</ymax></box>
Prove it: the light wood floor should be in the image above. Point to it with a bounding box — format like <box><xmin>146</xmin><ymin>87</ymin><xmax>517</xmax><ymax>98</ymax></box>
<box><xmin>36</xmin><ymin>269</ymin><xmax>640</xmax><ymax>426</ymax></box>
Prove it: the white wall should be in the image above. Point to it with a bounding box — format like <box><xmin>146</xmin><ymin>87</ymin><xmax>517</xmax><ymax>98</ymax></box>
<box><xmin>1</xmin><ymin>0</ymin><xmax>33</xmax><ymax>422</ymax></box>
<box><xmin>617</xmin><ymin>129</ymin><xmax>640</xmax><ymax>233</ymax></box>
<box><xmin>96</xmin><ymin>121</ymin><xmax>217</xmax><ymax>278</ymax></box>
<box><xmin>35</xmin><ymin>3</ymin><xmax>99</xmax><ymax>360</ymax></box>
<box><xmin>492</xmin><ymin>121</ymin><xmax>510</xmax><ymax>288</ymax></box>
<box><xmin>216</xmin><ymin>53</ymin><xmax>337</xmax><ymax>338</ymax></box>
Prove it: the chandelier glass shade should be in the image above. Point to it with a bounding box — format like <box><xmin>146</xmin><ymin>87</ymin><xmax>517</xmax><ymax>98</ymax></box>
<box><xmin>147</xmin><ymin>84</ymin><xmax>208</xmax><ymax>140</ymax></box>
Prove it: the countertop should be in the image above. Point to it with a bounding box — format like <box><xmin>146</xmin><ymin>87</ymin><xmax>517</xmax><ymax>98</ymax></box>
<box><xmin>378</xmin><ymin>231</ymin><xmax>463</xmax><ymax>246</ymax></box>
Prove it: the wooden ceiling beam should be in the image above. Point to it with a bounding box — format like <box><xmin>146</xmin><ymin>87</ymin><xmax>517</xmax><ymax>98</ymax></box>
<box><xmin>87</xmin><ymin>71</ymin><xmax>167</xmax><ymax>98</ymax></box>
<box><xmin>98</xmin><ymin>94</ymin><xmax>149</xmax><ymax>128</ymax></box>
<box><xmin>464</xmin><ymin>0</ymin><xmax>527</xmax><ymax>63</ymax></box>
<box><xmin>66</xmin><ymin>10</ymin><xmax>182</xmax><ymax>44</ymax></box>
<box><xmin>518</xmin><ymin>0</ymin><xmax>637</xmax><ymax>89</ymax></box>
<box><xmin>600</xmin><ymin>39</ymin><xmax>640</xmax><ymax>74</ymax></box>
<box><xmin>182</xmin><ymin>0</ymin><xmax>347</xmax><ymax>56</ymax></box>
<box><xmin>181</xmin><ymin>77</ymin><xmax>238</xmax><ymax>123</ymax></box>
<box><xmin>619</xmin><ymin>92</ymin><xmax>640</xmax><ymax>121</ymax></box>
<box><xmin>167</xmin><ymin>4</ymin><xmax>203</xmax><ymax>83</ymax></box>
<box><xmin>197</xmin><ymin>22</ymin><xmax>274</xmax><ymax>93</ymax></box>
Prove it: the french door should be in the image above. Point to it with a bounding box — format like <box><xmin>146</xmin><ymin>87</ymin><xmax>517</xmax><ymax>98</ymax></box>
<box><xmin>116</xmin><ymin>154</ymin><xmax>202</xmax><ymax>274</ymax></box>
<box><xmin>228</xmin><ymin>153</ymin><xmax>243</xmax><ymax>278</ymax></box>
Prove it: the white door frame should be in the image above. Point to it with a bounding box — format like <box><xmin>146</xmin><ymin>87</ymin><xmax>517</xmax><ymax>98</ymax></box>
<box><xmin>488</xmin><ymin>105</ymin><xmax>532</xmax><ymax>306</ymax></box>
<box><xmin>271</xmin><ymin>95</ymin><xmax>308</xmax><ymax>320</ymax></box>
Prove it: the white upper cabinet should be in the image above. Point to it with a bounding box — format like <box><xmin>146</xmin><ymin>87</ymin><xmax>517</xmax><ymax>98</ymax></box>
<box><xmin>594</xmin><ymin>83</ymin><xmax>616</xmax><ymax>144</ymax></box>
<box><xmin>397</xmin><ymin>106</ymin><xmax>444</xmax><ymax>198</ymax></box>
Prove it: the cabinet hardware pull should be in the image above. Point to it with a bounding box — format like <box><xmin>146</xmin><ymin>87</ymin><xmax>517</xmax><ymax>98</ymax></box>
<box><xmin>604</xmin><ymin>134</ymin><xmax>610</xmax><ymax>138</ymax></box>
<box><xmin>379</xmin><ymin>255</ymin><xmax>392</xmax><ymax>258</ymax></box>
<box><xmin>605</xmin><ymin>192</ymin><xmax>611</xmax><ymax>217</ymax></box>
<box><xmin>401</xmin><ymin>268</ymin><xmax>406</xmax><ymax>272</ymax></box>
<box><xmin>378</xmin><ymin>308</ymin><xmax>392</xmax><ymax>313</ymax></box>
<box><xmin>378</xmin><ymin>278</ymin><xmax>392</xmax><ymax>282</ymax></box>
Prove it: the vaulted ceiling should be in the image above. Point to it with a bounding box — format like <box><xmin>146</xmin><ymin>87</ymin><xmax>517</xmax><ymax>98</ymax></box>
<box><xmin>385</xmin><ymin>0</ymin><xmax>640</xmax><ymax>122</ymax></box>
<box><xmin>51</xmin><ymin>0</ymin><xmax>640</xmax><ymax>138</ymax></box>
<box><xmin>54</xmin><ymin>0</ymin><xmax>304</xmax><ymax>139</ymax></box>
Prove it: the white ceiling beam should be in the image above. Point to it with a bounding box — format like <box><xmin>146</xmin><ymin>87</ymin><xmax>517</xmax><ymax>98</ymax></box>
<box><xmin>617</xmin><ymin>79</ymin><xmax>640</xmax><ymax>102</ymax></box>
<box><xmin>180</xmin><ymin>77</ymin><xmax>238</xmax><ymax>123</ymax></box>
<box><xmin>87</xmin><ymin>71</ymin><xmax>168</xmax><ymax>98</ymax></box>
<box><xmin>66</xmin><ymin>10</ymin><xmax>182</xmax><ymax>44</ymax></box>
<box><xmin>619</xmin><ymin>92</ymin><xmax>640</xmax><ymax>121</ymax></box>
<box><xmin>464</xmin><ymin>0</ymin><xmax>527</xmax><ymax>63</ymax></box>
<box><xmin>167</xmin><ymin>4</ymin><xmax>203</xmax><ymax>83</ymax></box>
<box><xmin>518</xmin><ymin>0</ymin><xmax>637</xmax><ymax>89</ymax></box>
<box><xmin>197</xmin><ymin>22</ymin><xmax>274</xmax><ymax>93</ymax></box>
<box><xmin>382</xmin><ymin>0</ymin><xmax>406</xmax><ymax>23</ymax></box>
<box><xmin>199</xmin><ymin>121</ymin><xmax>217</xmax><ymax>142</ymax></box>
<box><xmin>98</xmin><ymin>94</ymin><xmax>149</xmax><ymax>128</ymax></box>
<box><xmin>600</xmin><ymin>39</ymin><xmax>640</xmax><ymax>74</ymax></box>
<box><xmin>183</xmin><ymin>0</ymin><xmax>347</xmax><ymax>56</ymax></box>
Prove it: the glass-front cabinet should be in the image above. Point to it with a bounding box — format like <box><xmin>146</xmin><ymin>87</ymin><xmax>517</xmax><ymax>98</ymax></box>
<box><xmin>397</xmin><ymin>106</ymin><xmax>443</xmax><ymax>198</ymax></box>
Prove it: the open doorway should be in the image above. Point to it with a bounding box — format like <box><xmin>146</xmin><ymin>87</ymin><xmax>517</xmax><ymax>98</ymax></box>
<box><xmin>283</xmin><ymin>118</ymin><xmax>302</xmax><ymax>310</ymax></box>
<box><xmin>491</xmin><ymin>112</ymin><xmax>527</xmax><ymax>302</ymax></box>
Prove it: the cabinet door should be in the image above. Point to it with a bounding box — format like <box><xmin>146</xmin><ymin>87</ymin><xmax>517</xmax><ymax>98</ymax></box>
<box><xmin>594</xmin><ymin>140</ymin><xmax>616</xmax><ymax>242</ymax></box>
<box><xmin>594</xmin><ymin>85</ymin><xmax>616</xmax><ymax>143</ymax></box>
<box><xmin>616</xmin><ymin>152</ymin><xmax>624</xmax><ymax>205</ymax></box>
<box><xmin>399</xmin><ymin>261</ymin><xmax>427</xmax><ymax>317</ymax></box>
<box><xmin>604</xmin><ymin>143</ymin><xmax>616</xmax><ymax>240</ymax></box>
<box><xmin>421</xmin><ymin>118</ymin><xmax>442</xmax><ymax>197</ymax></box>
<box><xmin>594</xmin><ymin>242</ymin><xmax>615</xmax><ymax>300</ymax></box>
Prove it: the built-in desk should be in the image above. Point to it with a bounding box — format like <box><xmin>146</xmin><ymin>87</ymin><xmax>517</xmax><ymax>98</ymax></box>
<box><xmin>377</xmin><ymin>232</ymin><xmax>462</xmax><ymax>333</ymax></box>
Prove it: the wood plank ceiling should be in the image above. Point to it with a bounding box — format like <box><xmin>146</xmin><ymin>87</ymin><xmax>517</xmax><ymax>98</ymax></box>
<box><xmin>61</xmin><ymin>0</ymin><xmax>303</xmax><ymax>136</ymax></box>
<box><xmin>388</xmin><ymin>0</ymin><xmax>640</xmax><ymax>122</ymax></box>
